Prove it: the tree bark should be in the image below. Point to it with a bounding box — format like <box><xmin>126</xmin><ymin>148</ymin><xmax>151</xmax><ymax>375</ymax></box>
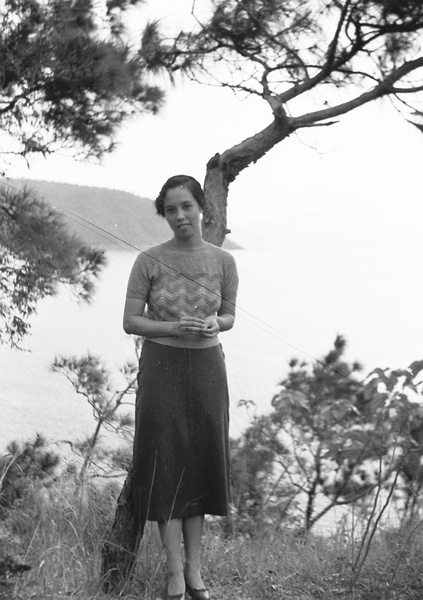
<box><xmin>101</xmin><ymin>468</ymin><xmax>143</xmax><ymax>593</ymax></box>
<box><xmin>202</xmin><ymin>154</ymin><xmax>230</xmax><ymax>246</ymax></box>
<box><xmin>200</xmin><ymin>56</ymin><xmax>423</xmax><ymax>246</ymax></box>
<box><xmin>202</xmin><ymin>115</ymin><xmax>292</xmax><ymax>245</ymax></box>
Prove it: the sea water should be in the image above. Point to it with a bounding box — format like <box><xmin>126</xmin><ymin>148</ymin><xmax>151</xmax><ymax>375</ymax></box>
<box><xmin>0</xmin><ymin>246</ymin><xmax>289</xmax><ymax>450</ymax></box>
<box><xmin>1</xmin><ymin>217</ymin><xmax>421</xmax><ymax>452</ymax></box>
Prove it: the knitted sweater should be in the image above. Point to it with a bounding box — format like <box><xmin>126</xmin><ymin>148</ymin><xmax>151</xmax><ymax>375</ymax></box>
<box><xmin>126</xmin><ymin>241</ymin><xmax>239</xmax><ymax>348</ymax></box>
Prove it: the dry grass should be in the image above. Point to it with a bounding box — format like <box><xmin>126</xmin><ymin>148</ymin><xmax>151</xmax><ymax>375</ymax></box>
<box><xmin>2</xmin><ymin>476</ymin><xmax>423</xmax><ymax>600</ymax></box>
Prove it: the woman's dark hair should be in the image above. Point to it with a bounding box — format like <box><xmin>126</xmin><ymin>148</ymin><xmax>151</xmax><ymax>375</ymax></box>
<box><xmin>155</xmin><ymin>175</ymin><xmax>205</xmax><ymax>217</ymax></box>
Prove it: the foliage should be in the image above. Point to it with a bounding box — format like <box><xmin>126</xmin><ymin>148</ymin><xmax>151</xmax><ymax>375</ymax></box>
<box><xmin>0</xmin><ymin>348</ymin><xmax>139</xmax><ymax>525</ymax></box>
<box><xmin>146</xmin><ymin>0</ymin><xmax>423</xmax><ymax>118</ymax></box>
<box><xmin>0</xmin><ymin>1</ymin><xmax>166</xmax><ymax>347</ymax></box>
<box><xmin>0</xmin><ymin>0</ymin><xmax>163</xmax><ymax>164</ymax></box>
<box><xmin>2</xmin><ymin>466</ymin><xmax>423</xmax><ymax>599</ymax></box>
<box><xmin>229</xmin><ymin>414</ymin><xmax>302</xmax><ymax>536</ymax></box>
<box><xmin>231</xmin><ymin>335</ymin><xmax>423</xmax><ymax>532</ymax></box>
<box><xmin>3</xmin><ymin>337</ymin><xmax>423</xmax><ymax>597</ymax></box>
<box><xmin>0</xmin><ymin>469</ymin><xmax>121</xmax><ymax>599</ymax></box>
<box><xmin>51</xmin><ymin>343</ymin><xmax>140</xmax><ymax>479</ymax></box>
<box><xmin>0</xmin><ymin>343</ymin><xmax>140</xmax><ymax>513</ymax></box>
<box><xmin>142</xmin><ymin>0</ymin><xmax>423</xmax><ymax>244</ymax></box>
<box><xmin>0</xmin><ymin>184</ymin><xmax>107</xmax><ymax>347</ymax></box>
<box><xmin>363</xmin><ymin>359</ymin><xmax>423</xmax><ymax>521</ymax></box>
<box><xmin>0</xmin><ymin>434</ymin><xmax>61</xmax><ymax>516</ymax></box>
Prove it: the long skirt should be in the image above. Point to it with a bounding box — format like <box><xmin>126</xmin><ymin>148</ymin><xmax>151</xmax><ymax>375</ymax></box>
<box><xmin>132</xmin><ymin>340</ymin><xmax>231</xmax><ymax>523</ymax></box>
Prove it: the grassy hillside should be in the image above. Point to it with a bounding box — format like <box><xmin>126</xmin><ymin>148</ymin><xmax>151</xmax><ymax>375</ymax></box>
<box><xmin>2</xmin><ymin>467</ymin><xmax>423</xmax><ymax>600</ymax></box>
<box><xmin>7</xmin><ymin>179</ymin><xmax>240</xmax><ymax>251</ymax></box>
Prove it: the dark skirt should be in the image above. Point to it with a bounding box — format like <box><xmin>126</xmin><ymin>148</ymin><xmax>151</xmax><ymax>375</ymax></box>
<box><xmin>132</xmin><ymin>340</ymin><xmax>231</xmax><ymax>522</ymax></box>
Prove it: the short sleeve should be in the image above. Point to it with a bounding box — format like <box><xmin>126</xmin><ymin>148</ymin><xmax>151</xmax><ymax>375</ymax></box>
<box><xmin>126</xmin><ymin>252</ymin><xmax>151</xmax><ymax>301</ymax></box>
<box><xmin>221</xmin><ymin>253</ymin><xmax>239</xmax><ymax>316</ymax></box>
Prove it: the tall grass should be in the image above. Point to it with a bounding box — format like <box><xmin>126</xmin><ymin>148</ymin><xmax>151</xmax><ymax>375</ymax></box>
<box><xmin>2</xmin><ymin>473</ymin><xmax>423</xmax><ymax>600</ymax></box>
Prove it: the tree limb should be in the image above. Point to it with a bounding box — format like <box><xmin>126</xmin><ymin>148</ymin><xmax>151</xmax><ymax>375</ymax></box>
<box><xmin>291</xmin><ymin>56</ymin><xmax>423</xmax><ymax>128</ymax></box>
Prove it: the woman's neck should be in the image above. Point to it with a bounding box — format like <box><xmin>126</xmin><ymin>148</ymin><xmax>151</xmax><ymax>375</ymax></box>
<box><xmin>170</xmin><ymin>234</ymin><xmax>205</xmax><ymax>251</ymax></box>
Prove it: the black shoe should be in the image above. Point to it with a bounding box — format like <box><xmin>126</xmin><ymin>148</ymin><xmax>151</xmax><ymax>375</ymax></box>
<box><xmin>185</xmin><ymin>582</ymin><xmax>210</xmax><ymax>600</ymax></box>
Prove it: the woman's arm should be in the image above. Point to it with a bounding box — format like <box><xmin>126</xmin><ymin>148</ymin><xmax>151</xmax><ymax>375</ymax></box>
<box><xmin>123</xmin><ymin>298</ymin><xmax>171</xmax><ymax>337</ymax></box>
<box><xmin>216</xmin><ymin>313</ymin><xmax>235</xmax><ymax>332</ymax></box>
<box><xmin>123</xmin><ymin>298</ymin><xmax>206</xmax><ymax>338</ymax></box>
<box><xmin>201</xmin><ymin>295</ymin><xmax>236</xmax><ymax>338</ymax></box>
<box><xmin>217</xmin><ymin>296</ymin><xmax>236</xmax><ymax>332</ymax></box>
<box><xmin>201</xmin><ymin>313</ymin><xmax>235</xmax><ymax>338</ymax></box>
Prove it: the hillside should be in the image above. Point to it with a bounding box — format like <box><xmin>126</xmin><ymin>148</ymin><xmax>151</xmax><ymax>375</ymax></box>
<box><xmin>6</xmin><ymin>179</ymin><xmax>240</xmax><ymax>251</ymax></box>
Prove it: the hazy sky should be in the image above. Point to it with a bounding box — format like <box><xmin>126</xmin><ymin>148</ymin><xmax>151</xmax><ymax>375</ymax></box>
<box><xmin>7</xmin><ymin>0</ymin><xmax>423</xmax><ymax>373</ymax></box>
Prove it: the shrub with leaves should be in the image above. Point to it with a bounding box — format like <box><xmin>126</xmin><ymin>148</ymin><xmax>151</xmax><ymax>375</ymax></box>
<box><xmin>231</xmin><ymin>336</ymin><xmax>423</xmax><ymax>533</ymax></box>
<box><xmin>51</xmin><ymin>344</ymin><xmax>139</xmax><ymax>480</ymax></box>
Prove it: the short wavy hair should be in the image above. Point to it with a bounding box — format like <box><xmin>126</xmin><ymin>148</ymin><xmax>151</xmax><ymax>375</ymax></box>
<box><xmin>155</xmin><ymin>175</ymin><xmax>205</xmax><ymax>217</ymax></box>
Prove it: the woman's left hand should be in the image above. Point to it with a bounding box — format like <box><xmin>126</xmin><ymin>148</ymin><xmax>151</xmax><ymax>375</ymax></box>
<box><xmin>201</xmin><ymin>316</ymin><xmax>220</xmax><ymax>338</ymax></box>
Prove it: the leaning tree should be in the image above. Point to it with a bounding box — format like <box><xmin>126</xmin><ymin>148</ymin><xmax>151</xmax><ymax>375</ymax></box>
<box><xmin>0</xmin><ymin>0</ymin><xmax>164</xmax><ymax>346</ymax></box>
<box><xmin>142</xmin><ymin>0</ymin><xmax>423</xmax><ymax>245</ymax></box>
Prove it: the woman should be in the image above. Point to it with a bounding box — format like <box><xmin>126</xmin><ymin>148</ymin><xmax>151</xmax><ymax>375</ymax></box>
<box><xmin>123</xmin><ymin>175</ymin><xmax>239</xmax><ymax>600</ymax></box>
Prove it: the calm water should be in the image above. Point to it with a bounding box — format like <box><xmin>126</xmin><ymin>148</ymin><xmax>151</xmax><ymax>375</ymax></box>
<box><xmin>1</xmin><ymin>246</ymin><xmax>288</xmax><ymax>450</ymax></box>
<box><xmin>1</xmin><ymin>217</ymin><xmax>422</xmax><ymax>452</ymax></box>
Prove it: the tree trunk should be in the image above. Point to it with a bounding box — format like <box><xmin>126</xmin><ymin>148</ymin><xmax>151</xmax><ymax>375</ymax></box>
<box><xmin>202</xmin><ymin>154</ymin><xmax>230</xmax><ymax>246</ymax></box>
<box><xmin>101</xmin><ymin>468</ymin><xmax>143</xmax><ymax>593</ymax></box>
<box><xmin>202</xmin><ymin>115</ymin><xmax>292</xmax><ymax>245</ymax></box>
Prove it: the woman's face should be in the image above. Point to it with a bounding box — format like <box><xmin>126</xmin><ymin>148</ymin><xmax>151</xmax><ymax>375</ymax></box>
<box><xmin>163</xmin><ymin>186</ymin><xmax>202</xmax><ymax>241</ymax></box>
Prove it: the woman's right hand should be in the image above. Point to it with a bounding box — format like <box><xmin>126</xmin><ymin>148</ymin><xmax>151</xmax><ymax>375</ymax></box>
<box><xmin>173</xmin><ymin>316</ymin><xmax>205</xmax><ymax>337</ymax></box>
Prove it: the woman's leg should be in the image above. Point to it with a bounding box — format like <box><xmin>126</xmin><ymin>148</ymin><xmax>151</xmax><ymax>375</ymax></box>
<box><xmin>158</xmin><ymin>519</ymin><xmax>185</xmax><ymax>597</ymax></box>
<box><xmin>182</xmin><ymin>515</ymin><xmax>206</xmax><ymax>589</ymax></box>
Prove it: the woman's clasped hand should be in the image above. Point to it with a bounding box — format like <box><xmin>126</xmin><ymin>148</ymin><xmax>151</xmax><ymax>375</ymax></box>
<box><xmin>173</xmin><ymin>316</ymin><xmax>220</xmax><ymax>338</ymax></box>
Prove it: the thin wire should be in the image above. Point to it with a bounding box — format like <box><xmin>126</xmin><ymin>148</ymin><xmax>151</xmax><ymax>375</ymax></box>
<box><xmin>0</xmin><ymin>178</ymin><xmax>387</xmax><ymax>400</ymax></box>
<box><xmin>50</xmin><ymin>207</ymin><xmax>389</xmax><ymax>400</ymax></box>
